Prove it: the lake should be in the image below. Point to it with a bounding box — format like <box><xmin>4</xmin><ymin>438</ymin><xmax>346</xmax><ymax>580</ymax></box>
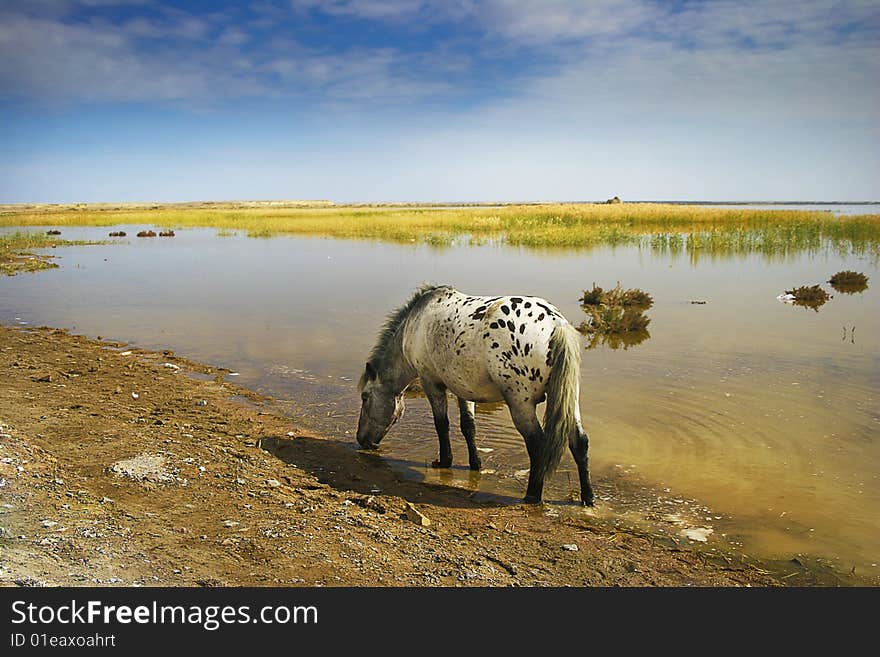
<box><xmin>1</xmin><ymin>221</ymin><xmax>877</xmax><ymax>576</ymax></box>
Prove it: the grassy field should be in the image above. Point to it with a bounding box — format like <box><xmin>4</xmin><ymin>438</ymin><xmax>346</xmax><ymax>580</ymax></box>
<box><xmin>3</xmin><ymin>203</ymin><xmax>879</xmax><ymax>256</ymax></box>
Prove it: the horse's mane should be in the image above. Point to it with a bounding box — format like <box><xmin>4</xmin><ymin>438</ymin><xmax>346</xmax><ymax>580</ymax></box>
<box><xmin>359</xmin><ymin>283</ymin><xmax>451</xmax><ymax>389</ymax></box>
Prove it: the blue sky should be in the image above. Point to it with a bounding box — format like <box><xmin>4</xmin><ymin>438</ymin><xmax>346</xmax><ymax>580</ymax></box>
<box><xmin>1</xmin><ymin>0</ymin><xmax>878</xmax><ymax>203</ymax></box>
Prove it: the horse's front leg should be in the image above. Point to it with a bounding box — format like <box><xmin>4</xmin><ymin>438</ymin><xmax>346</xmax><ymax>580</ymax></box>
<box><xmin>506</xmin><ymin>399</ymin><xmax>546</xmax><ymax>503</ymax></box>
<box><xmin>422</xmin><ymin>378</ymin><xmax>452</xmax><ymax>468</ymax></box>
<box><xmin>457</xmin><ymin>397</ymin><xmax>481</xmax><ymax>471</ymax></box>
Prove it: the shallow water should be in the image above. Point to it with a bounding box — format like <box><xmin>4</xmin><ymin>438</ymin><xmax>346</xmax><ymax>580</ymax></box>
<box><xmin>1</xmin><ymin>225</ymin><xmax>878</xmax><ymax>575</ymax></box>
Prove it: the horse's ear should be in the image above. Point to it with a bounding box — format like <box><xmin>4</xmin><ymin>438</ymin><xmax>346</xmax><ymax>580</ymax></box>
<box><xmin>365</xmin><ymin>361</ymin><xmax>377</xmax><ymax>381</ymax></box>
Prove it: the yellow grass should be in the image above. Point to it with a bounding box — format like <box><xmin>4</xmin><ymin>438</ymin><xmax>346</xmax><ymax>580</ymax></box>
<box><xmin>3</xmin><ymin>203</ymin><xmax>879</xmax><ymax>255</ymax></box>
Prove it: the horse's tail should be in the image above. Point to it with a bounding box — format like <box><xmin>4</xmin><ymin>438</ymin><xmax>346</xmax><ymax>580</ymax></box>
<box><xmin>538</xmin><ymin>323</ymin><xmax>582</xmax><ymax>480</ymax></box>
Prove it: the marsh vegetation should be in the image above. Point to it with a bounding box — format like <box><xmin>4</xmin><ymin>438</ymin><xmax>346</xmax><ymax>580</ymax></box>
<box><xmin>784</xmin><ymin>284</ymin><xmax>831</xmax><ymax>311</ymax></box>
<box><xmin>0</xmin><ymin>231</ymin><xmax>97</xmax><ymax>276</ymax></box>
<box><xmin>829</xmin><ymin>270</ymin><xmax>869</xmax><ymax>294</ymax></box>
<box><xmin>3</xmin><ymin>202</ymin><xmax>879</xmax><ymax>257</ymax></box>
<box><xmin>577</xmin><ymin>282</ymin><xmax>653</xmax><ymax>349</ymax></box>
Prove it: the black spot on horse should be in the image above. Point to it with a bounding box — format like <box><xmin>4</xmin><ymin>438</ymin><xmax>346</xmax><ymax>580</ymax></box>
<box><xmin>515</xmin><ymin>309</ymin><xmax>521</xmax><ymax>317</ymax></box>
<box><xmin>506</xmin><ymin>320</ymin><xmax>515</xmax><ymax>332</ymax></box>
<box><xmin>489</xmin><ymin>322</ymin><xmax>498</xmax><ymax>329</ymax></box>
<box><xmin>524</xmin><ymin>302</ymin><xmax>531</xmax><ymax>308</ymax></box>
<box><xmin>537</xmin><ymin>313</ymin><xmax>545</xmax><ymax>321</ymax></box>
<box><xmin>519</xmin><ymin>324</ymin><xmax>525</xmax><ymax>334</ymax></box>
<box><xmin>491</xmin><ymin>342</ymin><xmax>499</xmax><ymax>349</ymax></box>
<box><xmin>501</xmin><ymin>305</ymin><xmax>510</xmax><ymax>315</ymax></box>
<box><xmin>511</xmin><ymin>297</ymin><xmax>523</xmax><ymax>304</ymax></box>
<box><xmin>483</xmin><ymin>332</ymin><xmax>490</xmax><ymax>338</ymax></box>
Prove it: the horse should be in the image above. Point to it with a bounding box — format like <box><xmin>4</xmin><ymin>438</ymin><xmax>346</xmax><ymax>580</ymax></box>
<box><xmin>356</xmin><ymin>284</ymin><xmax>593</xmax><ymax>505</ymax></box>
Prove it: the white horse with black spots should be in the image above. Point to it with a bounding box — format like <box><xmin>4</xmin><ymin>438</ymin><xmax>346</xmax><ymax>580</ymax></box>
<box><xmin>356</xmin><ymin>284</ymin><xmax>593</xmax><ymax>505</ymax></box>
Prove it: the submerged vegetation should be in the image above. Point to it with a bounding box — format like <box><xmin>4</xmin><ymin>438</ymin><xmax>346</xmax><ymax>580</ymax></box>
<box><xmin>0</xmin><ymin>231</ymin><xmax>97</xmax><ymax>276</ymax></box>
<box><xmin>3</xmin><ymin>202</ymin><xmax>879</xmax><ymax>258</ymax></box>
<box><xmin>829</xmin><ymin>270</ymin><xmax>869</xmax><ymax>294</ymax></box>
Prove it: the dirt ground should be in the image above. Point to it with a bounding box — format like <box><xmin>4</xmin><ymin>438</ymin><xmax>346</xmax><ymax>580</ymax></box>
<box><xmin>0</xmin><ymin>324</ymin><xmax>850</xmax><ymax>587</ymax></box>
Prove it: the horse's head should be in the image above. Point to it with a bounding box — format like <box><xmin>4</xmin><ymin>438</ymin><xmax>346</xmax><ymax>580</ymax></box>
<box><xmin>356</xmin><ymin>361</ymin><xmax>405</xmax><ymax>449</ymax></box>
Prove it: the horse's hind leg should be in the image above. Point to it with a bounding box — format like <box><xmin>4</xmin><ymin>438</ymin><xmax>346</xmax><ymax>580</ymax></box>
<box><xmin>457</xmin><ymin>398</ymin><xmax>481</xmax><ymax>471</ymax></box>
<box><xmin>507</xmin><ymin>400</ymin><xmax>546</xmax><ymax>503</ymax></box>
<box><xmin>422</xmin><ymin>377</ymin><xmax>452</xmax><ymax>468</ymax></box>
<box><xmin>569</xmin><ymin>427</ymin><xmax>594</xmax><ymax>506</ymax></box>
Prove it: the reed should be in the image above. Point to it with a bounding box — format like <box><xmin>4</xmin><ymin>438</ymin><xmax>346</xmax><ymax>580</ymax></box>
<box><xmin>3</xmin><ymin>203</ymin><xmax>879</xmax><ymax>256</ymax></box>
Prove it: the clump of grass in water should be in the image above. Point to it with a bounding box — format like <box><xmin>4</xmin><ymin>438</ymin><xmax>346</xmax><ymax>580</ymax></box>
<box><xmin>577</xmin><ymin>282</ymin><xmax>653</xmax><ymax>349</ymax></box>
<box><xmin>580</xmin><ymin>282</ymin><xmax>653</xmax><ymax>310</ymax></box>
<box><xmin>785</xmin><ymin>284</ymin><xmax>831</xmax><ymax>311</ymax></box>
<box><xmin>828</xmin><ymin>270</ymin><xmax>869</xmax><ymax>294</ymax></box>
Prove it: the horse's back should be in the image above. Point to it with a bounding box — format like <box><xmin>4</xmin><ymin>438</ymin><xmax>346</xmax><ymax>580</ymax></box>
<box><xmin>405</xmin><ymin>288</ymin><xmax>569</xmax><ymax>403</ymax></box>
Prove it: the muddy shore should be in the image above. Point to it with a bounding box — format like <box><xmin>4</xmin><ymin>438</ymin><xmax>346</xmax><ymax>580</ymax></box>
<box><xmin>0</xmin><ymin>324</ymin><xmax>860</xmax><ymax>587</ymax></box>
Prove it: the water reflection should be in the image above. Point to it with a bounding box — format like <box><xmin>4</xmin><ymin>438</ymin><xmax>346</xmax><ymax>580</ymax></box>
<box><xmin>582</xmin><ymin>327</ymin><xmax>651</xmax><ymax>351</ymax></box>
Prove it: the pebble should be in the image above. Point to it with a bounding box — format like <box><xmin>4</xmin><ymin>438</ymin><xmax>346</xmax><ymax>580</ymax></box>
<box><xmin>561</xmin><ymin>544</ymin><xmax>579</xmax><ymax>551</ymax></box>
<box><xmin>223</xmin><ymin>520</ymin><xmax>240</xmax><ymax>528</ymax></box>
<box><xmin>163</xmin><ymin>363</ymin><xmax>180</xmax><ymax>371</ymax></box>
<box><xmin>679</xmin><ymin>527</ymin><xmax>714</xmax><ymax>542</ymax></box>
<box><xmin>196</xmin><ymin>400</ymin><xmax>208</xmax><ymax>406</ymax></box>
<box><xmin>266</xmin><ymin>479</ymin><xmax>281</xmax><ymax>487</ymax></box>
<box><xmin>404</xmin><ymin>502</ymin><xmax>431</xmax><ymax>527</ymax></box>
<box><xmin>131</xmin><ymin>392</ymin><xmax>139</xmax><ymax>400</ymax></box>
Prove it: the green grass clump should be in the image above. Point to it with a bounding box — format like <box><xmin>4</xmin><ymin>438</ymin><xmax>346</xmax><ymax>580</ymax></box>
<box><xmin>828</xmin><ymin>270</ymin><xmax>869</xmax><ymax>294</ymax></box>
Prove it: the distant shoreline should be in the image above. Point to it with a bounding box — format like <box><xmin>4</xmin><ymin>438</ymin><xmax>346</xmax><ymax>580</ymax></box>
<box><xmin>1</xmin><ymin>199</ymin><xmax>878</xmax><ymax>213</ymax></box>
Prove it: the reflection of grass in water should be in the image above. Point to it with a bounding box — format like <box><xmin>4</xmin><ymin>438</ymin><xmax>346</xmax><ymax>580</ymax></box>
<box><xmin>829</xmin><ymin>270</ymin><xmax>869</xmax><ymax>294</ymax></box>
<box><xmin>0</xmin><ymin>231</ymin><xmax>100</xmax><ymax>276</ymax></box>
<box><xmin>4</xmin><ymin>203</ymin><xmax>879</xmax><ymax>257</ymax></box>
<box><xmin>578</xmin><ymin>306</ymin><xmax>651</xmax><ymax>335</ymax></box>
<box><xmin>785</xmin><ymin>284</ymin><xmax>831</xmax><ymax>311</ymax></box>
<box><xmin>582</xmin><ymin>328</ymin><xmax>651</xmax><ymax>350</ymax></box>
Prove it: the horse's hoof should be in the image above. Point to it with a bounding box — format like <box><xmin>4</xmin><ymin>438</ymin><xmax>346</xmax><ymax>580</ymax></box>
<box><xmin>523</xmin><ymin>495</ymin><xmax>542</xmax><ymax>504</ymax></box>
<box><xmin>431</xmin><ymin>459</ymin><xmax>452</xmax><ymax>469</ymax></box>
<box><xmin>468</xmin><ymin>460</ymin><xmax>482</xmax><ymax>471</ymax></box>
<box><xmin>580</xmin><ymin>499</ymin><xmax>594</xmax><ymax>507</ymax></box>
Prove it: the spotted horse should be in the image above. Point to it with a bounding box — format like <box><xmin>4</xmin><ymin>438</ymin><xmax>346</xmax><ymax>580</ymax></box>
<box><xmin>356</xmin><ymin>284</ymin><xmax>593</xmax><ymax>505</ymax></box>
